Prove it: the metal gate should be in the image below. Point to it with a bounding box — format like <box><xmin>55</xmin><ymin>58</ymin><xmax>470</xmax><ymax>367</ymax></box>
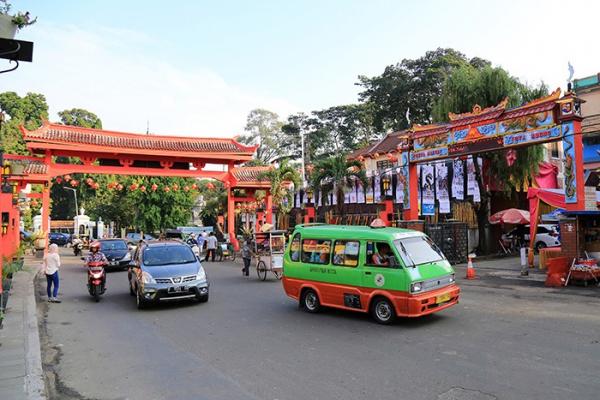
<box><xmin>424</xmin><ymin>222</ymin><xmax>468</xmax><ymax>265</ymax></box>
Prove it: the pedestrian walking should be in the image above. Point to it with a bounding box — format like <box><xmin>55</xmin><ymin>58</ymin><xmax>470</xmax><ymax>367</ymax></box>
<box><xmin>43</xmin><ymin>243</ymin><xmax>62</xmax><ymax>303</ymax></box>
<box><xmin>204</xmin><ymin>232</ymin><xmax>218</xmax><ymax>262</ymax></box>
<box><xmin>242</xmin><ymin>239</ymin><xmax>253</xmax><ymax>277</ymax></box>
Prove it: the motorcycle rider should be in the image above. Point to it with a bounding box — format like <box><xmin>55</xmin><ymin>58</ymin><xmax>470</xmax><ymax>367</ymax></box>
<box><xmin>86</xmin><ymin>241</ymin><xmax>108</xmax><ymax>288</ymax></box>
<box><xmin>72</xmin><ymin>235</ymin><xmax>83</xmax><ymax>256</ymax></box>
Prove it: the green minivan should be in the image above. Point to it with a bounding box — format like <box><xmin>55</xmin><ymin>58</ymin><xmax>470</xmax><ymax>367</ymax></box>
<box><xmin>282</xmin><ymin>224</ymin><xmax>460</xmax><ymax>324</ymax></box>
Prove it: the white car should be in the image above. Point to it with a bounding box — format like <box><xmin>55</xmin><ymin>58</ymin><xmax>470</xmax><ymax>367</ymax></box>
<box><xmin>503</xmin><ymin>224</ymin><xmax>560</xmax><ymax>252</ymax></box>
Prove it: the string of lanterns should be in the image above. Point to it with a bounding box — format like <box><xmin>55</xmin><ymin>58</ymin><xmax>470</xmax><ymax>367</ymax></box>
<box><xmin>51</xmin><ymin>176</ymin><xmax>215</xmax><ymax>193</ymax></box>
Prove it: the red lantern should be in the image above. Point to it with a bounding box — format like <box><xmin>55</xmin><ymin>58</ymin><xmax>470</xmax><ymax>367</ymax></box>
<box><xmin>151</xmin><ymin>184</ymin><xmax>158</xmax><ymax>192</ymax></box>
<box><xmin>206</xmin><ymin>182</ymin><xmax>215</xmax><ymax>190</ymax></box>
<box><xmin>191</xmin><ymin>183</ymin><xmax>198</xmax><ymax>190</ymax></box>
<box><xmin>129</xmin><ymin>183</ymin><xmax>138</xmax><ymax>191</ymax></box>
<box><xmin>30</xmin><ymin>200</ymin><xmax>38</xmax><ymax>207</ymax></box>
<box><xmin>55</xmin><ymin>177</ymin><xmax>63</xmax><ymax>184</ymax></box>
<box><xmin>86</xmin><ymin>177</ymin><xmax>94</xmax><ymax>185</ymax></box>
<box><xmin>172</xmin><ymin>184</ymin><xmax>179</xmax><ymax>191</ymax></box>
<box><xmin>93</xmin><ymin>183</ymin><xmax>100</xmax><ymax>190</ymax></box>
<box><xmin>506</xmin><ymin>149</ymin><xmax>517</xmax><ymax>167</ymax></box>
<box><xmin>140</xmin><ymin>185</ymin><xmax>146</xmax><ymax>192</ymax></box>
<box><xmin>117</xmin><ymin>184</ymin><xmax>123</xmax><ymax>191</ymax></box>
<box><xmin>64</xmin><ymin>175</ymin><xmax>72</xmax><ymax>181</ymax></box>
<box><xmin>387</xmin><ymin>153</ymin><xmax>398</xmax><ymax>163</ymax></box>
<box><xmin>70</xmin><ymin>179</ymin><xmax>79</xmax><ymax>187</ymax></box>
<box><xmin>164</xmin><ymin>186</ymin><xmax>171</xmax><ymax>192</ymax></box>
<box><xmin>183</xmin><ymin>186</ymin><xmax>190</xmax><ymax>192</ymax></box>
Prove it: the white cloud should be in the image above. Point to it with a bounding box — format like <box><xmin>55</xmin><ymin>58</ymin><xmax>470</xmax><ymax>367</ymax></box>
<box><xmin>3</xmin><ymin>23</ymin><xmax>298</xmax><ymax>137</ymax></box>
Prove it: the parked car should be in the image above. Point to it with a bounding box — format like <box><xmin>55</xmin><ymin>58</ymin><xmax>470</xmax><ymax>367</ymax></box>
<box><xmin>49</xmin><ymin>232</ymin><xmax>70</xmax><ymax>246</ymax></box>
<box><xmin>502</xmin><ymin>224</ymin><xmax>560</xmax><ymax>252</ymax></box>
<box><xmin>128</xmin><ymin>241</ymin><xmax>209</xmax><ymax>309</ymax></box>
<box><xmin>98</xmin><ymin>239</ymin><xmax>131</xmax><ymax>270</ymax></box>
<box><xmin>125</xmin><ymin>232</ymin><xmax>155</xmax><ymax>244</ymax></box>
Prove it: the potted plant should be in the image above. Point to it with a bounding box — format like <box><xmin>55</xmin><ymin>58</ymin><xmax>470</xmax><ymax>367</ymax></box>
<box><xmin>0</xmin><ymin>1</ymin><xmax>37</xmax><ymax>39</ymax></box>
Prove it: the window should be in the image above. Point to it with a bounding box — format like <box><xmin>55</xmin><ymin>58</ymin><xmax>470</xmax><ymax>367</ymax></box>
<box><xmin>393</xmin><ymin>236</ymin><xmax>444</xmax><ymax>267</ymax></box>
<box><xmin>301</xmin><ymin>239</ymin><xmax>331</xmax><ymax>265</ymax></box>
<box><xmin>143</xmin><ymin>245</ymin><xmax>197</xmax><ymax>266</ymax></box>
<box><xmin>377</xmin><ymin>160</ymin><xmax>393</xmax><ymax>171</ymax></box>
<box><xmin>365</xmin><ymin>241</ymin><xmax>394</xmax><ymax>267</ymax></box>
<box><xmin>549</xmin><ymin>142</ymin><xmax>559</xmax><ymax>159</ymax></box>
<box><xmin>289</xmin><ymin>234</ymin><xmax>301</xmax><ymax>262</ymax></box>
<box><xmin>332</xmin><ymin>240</ymin><xmax>360</xmax><ymax>267</ymax></box>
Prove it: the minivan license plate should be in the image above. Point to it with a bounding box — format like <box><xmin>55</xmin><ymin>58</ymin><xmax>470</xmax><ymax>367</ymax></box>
<box><xmin>436</xmin><ymin>293</ymin><xmax>451</xmax><ymax>304</ymax></box>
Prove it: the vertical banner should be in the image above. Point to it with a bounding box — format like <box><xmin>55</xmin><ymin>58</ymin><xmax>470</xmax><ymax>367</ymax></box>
<box><xmin>357</xmin><ymin>179</ymin><xmax>365</xmax><ymax>203</ymax></box>
<box><xmin>421</xmin><ymin>164</ymin><xmax>435</xmax><ymax>215</ymax></box>
<box><xmin>452</xmin><ymin>159</ymin><xmax>464</xmax><ymax>200</ymax></box>
<box><xmin>331</xmin><ymin>184</ymin><xmax>337</xmax><ymax>206</ymax></box>
<box><xmin>562</xmin><ymin>133</ymin><xmax>577</xmax><ymax>204</ymax></box>
<box><xmin>436</xmin><ymin>164</ymin><xmax>450</xmax><ymax>214</ymax></box>
<box><xmin>467</xmin><ymin>156</ymin><xmax>476</xmax><ymax>196</ymax></box>
<box><xmin>344</xmin><ymin>188</ymin><xmax>351</xmax><ymax>204</ymax></box>
<box><xmin>374</xmin><ymin>175</ymin><xmax>381</xmax><ymax>202</ymax></box>
<box><xmin>395</xmin><ymin>167</ymin><xmax>404</xmax><ymax>204</ymax></box>
<box><xmin>349</xmin><ymin>178</ymin><xmax>357</xmax><ymax>203</ymax></box>
<box><xmin>294</xmin><ymin>191</ymin><xmax>300</xmax><ymax>208</ymax></box>
<box><xmin>401</xmin><ymin>152</ymin><xmax>410</xmax><ymax>210</ymax></box>
<box><xmin>317</xmin><ymin>191</ymin><xmax>322</xmax><ymax>207</ymax></box>
<box><xmin>366</xmin><ymin>177</ymin><xmax>374</xmax><ymax>204</ymax></box>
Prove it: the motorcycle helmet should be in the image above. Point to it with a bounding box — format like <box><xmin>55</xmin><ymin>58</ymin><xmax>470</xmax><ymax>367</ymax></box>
<box><xmin>90</xmin><ymin>241</ymin><xmax>101</xmax><ymax>251</ymax></box>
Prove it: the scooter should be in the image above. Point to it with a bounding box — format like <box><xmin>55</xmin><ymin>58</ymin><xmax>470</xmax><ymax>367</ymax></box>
<box><xmin>86</xmin><ymin>261</ymin><xmax>106</xmax><ymax>302</ymax></box>
<box><xmin>73</xmin><ymin>242</ymin><xmax>83</xmax><ymax>256</ymax></box>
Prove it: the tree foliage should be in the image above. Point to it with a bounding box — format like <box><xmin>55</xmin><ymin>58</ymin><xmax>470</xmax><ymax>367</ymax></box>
<box><xmin>58</xmin><ymin>108</ymin><xmax>102</xmax><ymax>128</ymax></box>
<box><xmin>258</xmin><ymin>160</ymin><xmax>301</xmax><ymax>227</ymax></box>
<box><xmin>238</xmin><ymin>109</ymin><xmax>286</xmax><ymax>164</ymax></box>
<box><xmin>0</xmin><ymin>91</ymin><xmax>49</xmax><ymax>155</ymax></box>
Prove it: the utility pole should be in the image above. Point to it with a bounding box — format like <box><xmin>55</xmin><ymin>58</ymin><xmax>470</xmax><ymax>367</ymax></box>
<box><xmin>63</xmin><ymin>186</ymin><xmax>78</xmax><ymax>217</ymax></box>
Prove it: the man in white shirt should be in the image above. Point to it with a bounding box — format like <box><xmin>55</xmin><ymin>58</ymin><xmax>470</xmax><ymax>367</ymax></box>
<box><xmin>204</xmin><ymin>232</ymin><xmax>218</xmax><ymax>262</ymax></box>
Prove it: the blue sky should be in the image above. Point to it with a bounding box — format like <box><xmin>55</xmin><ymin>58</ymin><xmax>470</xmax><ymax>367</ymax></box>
<box><xmin>5</xmin><ymin>0</ymin><xmax>600</xmax><ymax>137</ymax></box>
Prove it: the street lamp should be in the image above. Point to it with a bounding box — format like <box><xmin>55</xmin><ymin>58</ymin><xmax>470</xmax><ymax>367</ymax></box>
<box><xmin>305</xmin><ymin>187</ymin><xmax>313</xmax><ymax>204</ymax></box>
<box><xmin>63</xmin><ymin>186</ymin><xmax>78</xmax><ymax>217</ymax></box>
<box><xmin>382</xmin><ymin>175</ymin><xmax>391</xmax><ymax>193</ymax></box>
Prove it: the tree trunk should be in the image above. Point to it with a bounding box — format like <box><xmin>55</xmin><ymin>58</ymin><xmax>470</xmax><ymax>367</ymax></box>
<box><xmin>473</xmin><ymin>156</ymin><xmax>491</xmax><ymax>254</ymax></box>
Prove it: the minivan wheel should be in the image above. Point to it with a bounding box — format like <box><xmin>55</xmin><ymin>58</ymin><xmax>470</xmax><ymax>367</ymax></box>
<box><xmin>301</xmin><ymin>289</ymin><xmax>321</xmax><ymax>313</ymax></box>
<box><xmin>370</xmin><ymin>297</ymin><xmax>396</xmax><ymax>325</ymax></box>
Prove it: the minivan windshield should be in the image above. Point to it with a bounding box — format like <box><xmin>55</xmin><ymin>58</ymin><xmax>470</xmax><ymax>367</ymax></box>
<box><xmin>101</xmin><ymin>240</ymin><xmax>128</xmax><ymax>251</ymax></box>
<box><xmin>143</xmin><ymin>245</ymin><xmax>197</xmax><ymax>266</ymax></box>
<box><xmin>393</xmin><ymin>236</ymin><xmax>444</xmax><ymax>267</ymax></box>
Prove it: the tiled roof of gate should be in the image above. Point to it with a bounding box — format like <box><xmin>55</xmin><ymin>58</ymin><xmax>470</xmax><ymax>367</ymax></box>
<box><xmin>23</xmin><ymin>160</ymin><xmax>48</xmax><ymax>175</ymax></box>
<box><xmin>230</xmin><ymin>166</ymin><xmax>272</xmax><ymax>182</ymax></box>
<box><xmin>21</xmin><ymin>122</ymin><xmax>257</xmax><ymax>157</ymax></box>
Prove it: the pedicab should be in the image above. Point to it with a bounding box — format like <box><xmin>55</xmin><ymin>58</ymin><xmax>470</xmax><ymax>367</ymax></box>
<box><xmin>253</xmin><ymin>230</ymin><xmax>286</xmax><ymax>281</ymax></box>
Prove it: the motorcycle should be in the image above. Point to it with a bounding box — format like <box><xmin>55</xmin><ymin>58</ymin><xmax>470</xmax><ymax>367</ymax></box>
<box><xmin>86</xmin><ymin>261</ymin><xmax>106</xmax><ymax>302</ymax></box>
<box><xmin>73</xmin><ymin>241</ymin><xmax>83</xmax><ymax>256</ymax></box>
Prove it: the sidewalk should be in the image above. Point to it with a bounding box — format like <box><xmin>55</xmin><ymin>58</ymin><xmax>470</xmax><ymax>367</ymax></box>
<box><xmin>0</xmin><ymin>257</ymin><xmax>46</xmax><ymax>400</ymax></box>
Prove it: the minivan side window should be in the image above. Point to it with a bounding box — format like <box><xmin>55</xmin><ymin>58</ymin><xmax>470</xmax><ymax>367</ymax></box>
<box><xmin>365</xmin><ymin>241</ymin><xmax>394</xmax><ymax>267</ymax></box>
<box><xmin>289</xmin><ymin>233</ymin><xmax>301</xmax><ymax>262</ymax></box>
<box><xmin>301</xmin><ymin>239</ymin><xmax>331</xmax><ymax>265</ymax></box>
<box><xmin>332</xmin><ymin>240</ymin><xmax>359</xmax><ymax>267</ymax></box>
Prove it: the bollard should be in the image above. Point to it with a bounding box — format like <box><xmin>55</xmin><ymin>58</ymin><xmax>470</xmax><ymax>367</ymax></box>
<box><xmin>520</xmin><ymin>247</ymin><xmax>528</xmax><ymax>276</ymax></box>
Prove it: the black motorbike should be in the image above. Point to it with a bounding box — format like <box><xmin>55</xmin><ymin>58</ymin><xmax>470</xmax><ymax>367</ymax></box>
<box><xmin>73</xmin><ymin>242</ymin><xmax>83</xmax><ymax>256</ymax></box>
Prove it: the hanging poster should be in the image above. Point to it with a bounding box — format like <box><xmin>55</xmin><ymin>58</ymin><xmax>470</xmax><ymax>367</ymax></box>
<box><xmin>349</xmin><ymin>179</ymin><xmax>357</xmax><ymax>203</ymax></box>
<box><xmin>401</xmin><ymin>152</ymin><xmax>410</xmax><ymax>210</ymax></box>
<box><xmin>374</xmin><ymin>175</ymin><xmax>381</xmax><ymax>202</ymax></box>
<box><xmin>331</xmin><ymin>184</ymin><xmax>337</xmax><ymax>206</ymax></box>
<box><xmin>452</xmin><ymin>160</ymin><xmax>464</xmax><ymax>200</ymax></box>
<box><xmin>317</xmin><ymin>191</ymin><xmax>322</xmax><ymax>207</ymax></box>
<box><xmin>421</xmin><ymin>165</ymin><xmax>435</xmax><ymax>216</ymax></box>
<box><xmin>344</xmin><ymin>188</ymin><xmax>351</xmax><ymax>204</ymax></box>
<box><xmin>436</xmin><ymin>165</ymin><xmax>450</xmax><ymax>214</ymax></box>
<box><xmin>294</xmin><ymin>191</ymin><xmax>300</xmax><ymax>208</ymax></box>
<box><xmin>395</xmin><ymin>168</ymin><xmax>404</xmax><ymax>204</ymax></box>
<box><xmin>366</xmin><ymin>177</ymin><xmax>374</xmax><ymax>204</ymax></box>
<box><xmin>467</xmin><ymin>156</ymin><xmax>476</xmax><ymax>196</ymax></box>
<box><xmin>357</xmin><ymin>179</ymin><xmax>365</xmax><ymax>203</ymax></box>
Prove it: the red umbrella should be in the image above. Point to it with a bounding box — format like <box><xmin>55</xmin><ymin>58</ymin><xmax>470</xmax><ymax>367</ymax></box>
<box><xmin>489</xmin><ymin>208</ymin><xmax>530</xmax><ymax>225</ymax></box>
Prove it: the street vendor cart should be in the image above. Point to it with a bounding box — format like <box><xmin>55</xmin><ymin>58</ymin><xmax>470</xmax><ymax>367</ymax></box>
<box><xmin>253</xmin><ymin>230</ymin><xmax>286</xmax><ymax>281</ymax></box>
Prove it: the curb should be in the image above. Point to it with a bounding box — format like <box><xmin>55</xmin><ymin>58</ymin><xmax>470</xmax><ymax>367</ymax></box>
<box><xmin>24</xmin><ymin>265</ymin><xmax>47</xmax><ymax>400</ymax></box>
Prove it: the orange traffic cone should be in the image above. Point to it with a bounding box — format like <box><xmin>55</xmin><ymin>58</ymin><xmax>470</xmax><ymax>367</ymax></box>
<box><xmin>466</xmin><ymin>253</ymin><xmax>477</xmax><ymax>280</ymax></box>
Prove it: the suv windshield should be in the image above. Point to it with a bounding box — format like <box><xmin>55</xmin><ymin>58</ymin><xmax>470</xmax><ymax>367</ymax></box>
<box><xmin>393</xmin><ymin>236</ymin><xmax>444</xmax><ymax>267</ymax></box>
<box><xmin>101</xmin><ymin>240</ymin><xmax>128</xmax><ymax>251</ymax></box>
<box><xmin>143</xmin><ymin>245</ymin><xmax>197</xmax><ymax>266</ymax></box>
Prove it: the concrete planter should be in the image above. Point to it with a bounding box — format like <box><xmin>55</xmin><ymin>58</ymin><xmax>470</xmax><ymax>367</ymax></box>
<box><xmin>0</xmin><ymin>14</ymin><xmax>17</xmax><ymax>39</ymax></box>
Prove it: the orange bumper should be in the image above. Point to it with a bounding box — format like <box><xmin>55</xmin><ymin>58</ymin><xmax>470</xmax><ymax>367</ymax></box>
<box><xmin>396</xmin><ymin>284</ymin><xmax>460</xmax><ymax>317</ymax></box>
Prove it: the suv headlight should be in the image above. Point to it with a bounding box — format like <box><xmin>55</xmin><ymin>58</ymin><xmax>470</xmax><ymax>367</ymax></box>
<box><xmin>142</xmin><ymin>271</ymin><xmax>156</xmax><ymax>284</ymax></box>
<box><xmin>122</xmin><ymin>252</ymin><xmax>131</xmax><ymax>261</ymax></box>
<box><xmin>410</xmin><ymin>282</ymin><xmax>423</xmax><ymax>293</ymax></box>
<box><xmin>196</xmin><ymin>267</ymin><xmax>206</xmax><ymax>281</ymax></box>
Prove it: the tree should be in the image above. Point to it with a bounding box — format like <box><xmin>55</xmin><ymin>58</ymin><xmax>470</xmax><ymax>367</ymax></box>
<box><xmin>432</xmin><ymin>64</ymin><xmax>548</xmax><ymax>252</ymax></box>
<box><xmin>196</xmin><ymin>180</ymin><xmax>227</xmax><ymax>227</ymax></box>
<box><xmin>238</xmin><ymin>109</ymin><xmax>286</xmax><ymax>164</ymax></box>
<box><xmin>357</xmin><ymin>48</ymin><xmax>482</xmax><ymax>132</ymax></box>
<box><xmin>309</xmin><ymin>154</ymin><xmax>368</xmax><ymax>218</ymax></box>
<box><xmin>0</xmin><ymin>91</ymin><xmax>49</xmax><ymax>155</ymax></box>
<box><xmin>258</xmin><ymin>160</ymin><xmax>301</xmax><ymax>229</ymax></box>
<box><xmin>58</xmin><ymin>108</ymin><xmax>102</xmax><ymax>128</ymax></box>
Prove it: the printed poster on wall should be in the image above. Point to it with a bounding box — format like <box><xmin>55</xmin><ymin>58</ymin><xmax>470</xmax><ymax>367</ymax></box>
<box><xmin>331</xmin><ymin>184</ymin><xmax>337</xmax><ymax>205</ymax></box>
<box><xmin>317</xmin><ymin>191</ymin><xmax>322</xmax><ymax>207</ymax></box>
<box><xmin>452</xmin><ymin>159</ymin><xmax>464</xmax><ymax>200</ymax></box>
<box><xmin>467</xmin><ymin>156</ymin><xmax>476</xmax><ymax>196</ymax></box>
<box><xmin>374</xmin><ymin>175</ymin><xmax>381</xmax><ymax>202</ymax></box>
<box><xmin>395</xmin><ymin>168</ymin><xmax>404</xmax><ymax>204</ymax></box>
<box><xmin>294</xmin><ymin>191</ymin><xmax>300</xmax><ymax>208</ymax></box>
<box><xmin>366</xmin><ymin>177</ymin><xmax>374</xmax><ymax>204</ymax></box>
<box><xmin>344</xmin><ymin>188</ymin><xmax>351</xmax><ymax>204</ymax></box>
<box><xmin>436</xmin><ymin>164</ymin><xmax>450</xmax><ymax>214</ymax></box>
<box><xmin>357</xmin><ymin>179</ymin><xmax>365</xmax><ymax>203</ymax></box>
<box><xmin>421</xmin><ymin>164</ymin><xmax>435</xmax><ymax>216</ymax></box>
<box><xmin>349</xmin><ymin>179</ymin><xmax>357</xmax><ymax>203</ymax></box>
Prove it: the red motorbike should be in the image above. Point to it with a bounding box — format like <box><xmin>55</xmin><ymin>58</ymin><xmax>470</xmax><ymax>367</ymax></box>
<box><xmin>87</xmin><ymin>261</ymin><xmax>106</xmax><ymax>302</ymax></box>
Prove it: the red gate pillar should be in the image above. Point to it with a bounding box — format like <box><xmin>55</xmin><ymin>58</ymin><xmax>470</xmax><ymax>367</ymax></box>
<box><xmin>304</xmin><ymin>206</ymin><xmax>315</xmax><ymax>224</ymax></box>
<box><xmin>379</xmin><ymin>198</ymin><xmax>394</xmax><ymax>226</ymax></box>
<box><xmin>255</xmin><ymin>210</ymin><xmax>264</xmax><ymax>232</ymax></box>
<box><xmin>227</xmin><ymin>187</ymin><xmax>239</xmax><ymax>251</ymax></box>
<box><xmin>403</xmin><ymin>163</ymin><xmax>419</xmax><ymax>220</ymax></box>
<box><xmin>41</xmin><ymin>183</ymin><xmax>50</xmax><ymax>255</ymax></box>
<box><xmin>265</xmin><ymin>193</ymin><xmax>273</xmax><ymax>225</ymax></box>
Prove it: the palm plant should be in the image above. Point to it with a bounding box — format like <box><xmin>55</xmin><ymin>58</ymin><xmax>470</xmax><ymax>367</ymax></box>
<box><xmin>310</xmin><ymin>154</ymin><xmax>368</xmax><ymax>219</ymax></box>
<box><xmin>258</xmin><ymin>160</ymin><xmax>301</xmax><ymax>229</ymax></box>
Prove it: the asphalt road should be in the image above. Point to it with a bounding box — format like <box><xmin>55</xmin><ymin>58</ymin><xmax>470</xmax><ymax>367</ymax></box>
<box><xmin>36</xmin><ymin>249</ymin><xmax>600</xmax><ymax>400</ymax></box>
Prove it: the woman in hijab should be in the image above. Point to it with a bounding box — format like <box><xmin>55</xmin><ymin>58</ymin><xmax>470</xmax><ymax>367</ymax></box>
<box><xmin>43</xmin><ymin>243</ymin><xmax>62</xmax><ymax>303</ymax></box>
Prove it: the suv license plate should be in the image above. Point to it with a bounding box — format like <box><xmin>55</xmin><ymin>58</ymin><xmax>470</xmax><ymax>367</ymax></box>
<box><xmin>169</xmin><ymin>286</ymin><xmax>187</xmax><ymax>293</ymax></box>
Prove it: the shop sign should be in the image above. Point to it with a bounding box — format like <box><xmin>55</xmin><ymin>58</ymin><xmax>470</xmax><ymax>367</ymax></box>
<box><xmin>448</xmin><ymin>137</ymin><xmax>503</xmax><ymax>157</ymax></box>
<box><xmin>503</xmin><ymin>125</ymin><xmax>561</xmax><ymax>147</ymax></box>
<box><xmin>409</xmin><ymin>147</ymin><xmax>448</xmax><ymax>162</ymax></box>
